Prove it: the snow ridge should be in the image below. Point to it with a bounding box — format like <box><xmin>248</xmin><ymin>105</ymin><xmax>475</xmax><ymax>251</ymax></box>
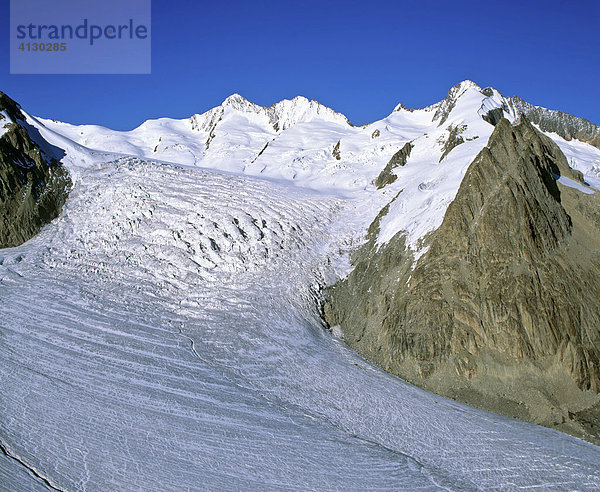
<box><xmin>27</xmin><ymin>81</ymin><xmax>600</xmax><ymax>257</ymax></box>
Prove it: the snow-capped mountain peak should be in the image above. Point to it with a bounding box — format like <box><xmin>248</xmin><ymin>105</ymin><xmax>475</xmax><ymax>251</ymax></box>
<box><xmin>27</xmin><ymin>82</ymin><xmax>600</xmax><ymax>203</ymax></box>
<box><xmin>392</xmin><ymin>81</ymin><xmax>486</xmax><ymax>120</ymax></box>
<box><xmin>216</xmin><ymin>93</ymin><xmax>350</xmax><ymax>130</ymax></box>
<box><xmin>392</xmin><ymin>101</ymin><xmax>414</xmax><ymax>113</ymax></box>
<box><xmin>221</xmin><ymin>93</ymin><xmax>263</xmax><ymax>113</ymax></box>
<box><xmin>453</xmin><ymin>79</ymin><xmax>482</xmax><ymax>93</ymax></box>
<box><xmin>267</xmin><ymin>95</ymin><xmax>351</xmax><ymax>131</ymax></box>
<box><xmin>428</xmin><ymin>80</ymin><xmax>484</xmax><ymax>125</ymax></box>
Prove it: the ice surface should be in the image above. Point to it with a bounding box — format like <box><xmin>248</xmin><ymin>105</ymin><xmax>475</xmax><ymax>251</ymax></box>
<box><xmin>1</xmin><ymin>156</ymin><xmax>599</xmax><ymax>490</ymax></box>
<box><xmin>557</xmin><ymin>175</ymin><xmax>595</xmax><ymax>194</ymax></box>
<box><xmin>544</xmin><ymin>129</ymin><xmax>600</xmax><ymax>191</ymax></box>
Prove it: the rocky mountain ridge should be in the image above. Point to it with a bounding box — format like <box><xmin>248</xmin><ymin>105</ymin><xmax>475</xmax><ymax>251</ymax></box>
<box><xmin>325</xmin><ymin>116</ymin><xmax>600</xmax><ymax>443</ymax></box>
<box><xmin>509</xmin><ymin>95</ymin><xmax>600</xmax><ymax>149</ymax></box>
<box><xmin>0</xmin><ymin>92</ymin><xmax>71</xmax><ymax>248</ymax></box>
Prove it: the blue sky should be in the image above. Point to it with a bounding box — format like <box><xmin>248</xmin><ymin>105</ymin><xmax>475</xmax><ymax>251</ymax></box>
<box><xmin>1</xmin><ymin>0</ymin><xmax>598</xmax><ymax>130</ymax></box>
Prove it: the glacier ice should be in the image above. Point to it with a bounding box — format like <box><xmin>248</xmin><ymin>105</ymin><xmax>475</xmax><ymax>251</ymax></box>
<box><xmin>1</xmin><ymin>157</ymin><xmax>599</xmax><ymax>490</ymax></box>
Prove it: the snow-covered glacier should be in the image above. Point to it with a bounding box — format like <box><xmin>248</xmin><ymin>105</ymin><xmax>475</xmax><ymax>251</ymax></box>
<box><xmin>2</xmin><ymin>81</ymin><xmax>600</xmax><ymax>490</ymax></box>
<box><xmin>1</xmin><ymin>156</ymin><xmax>599</xmax><ymax>491</ymax></box>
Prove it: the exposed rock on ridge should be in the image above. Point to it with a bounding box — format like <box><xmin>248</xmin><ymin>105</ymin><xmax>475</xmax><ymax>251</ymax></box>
<box><xmin>509</xmin><ymin>96</ymin><xmax>600</xmax><ymax>149</ymax></box>
<box><xmin>374</xmin><ymin>142</ymin><xmax>413</xmax><ymax>189</ymax></box>
<box><xmin>438</xmin><ymin>124</ymin><xmax>467</xmax><ymax>162</ymax></box>
<box><xmin>431</xmin><ymin>80</ymin><xmax>481</xmax><ymax>125</ymax></box>
<box><xmin>0</xmin><ymin>92</ymin><xmax>71</xmax><ymax>248</ymax></box>
<box><xmin>325</xmin><ymin>117</ymin><xmax>600</xmax><ymax>442</ymax></box>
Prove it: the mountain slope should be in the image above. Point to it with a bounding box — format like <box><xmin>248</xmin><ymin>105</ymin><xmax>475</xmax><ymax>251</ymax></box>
<box><xmin>325</xmin><ymin>117</ymin><xmax>600</xmax><ymax>442</ymax></box>
<box><xmin>14</xmin><ymin>84</ymin><xmax>600</xmax><ymax>438</ymax></box>
<box><xmin>0</xmin><ymin>92</ymin><xmax>71</xmax><ymax>248</ymax></box>
<box><xmin>33</xmin><ymin>82</ymin><xmax>501</xmax><ymax>194</ymax></box>
<box><xmin>31</xmin><ymin>80</ymin><xmax>600</xmax><ymax>245</ymax></box>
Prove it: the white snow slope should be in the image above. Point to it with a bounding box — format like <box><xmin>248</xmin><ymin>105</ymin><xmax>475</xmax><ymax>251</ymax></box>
<box><xmin>1</xmin><ymin>82</ymin><xmax>600</xmax><ymax>490</ymax></box>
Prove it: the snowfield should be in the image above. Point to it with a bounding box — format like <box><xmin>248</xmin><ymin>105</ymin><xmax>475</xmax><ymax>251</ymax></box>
<box><xmin>2</xmin><ymin>82</ymin><xmax>600</xmax><ymax>490</ymax></box>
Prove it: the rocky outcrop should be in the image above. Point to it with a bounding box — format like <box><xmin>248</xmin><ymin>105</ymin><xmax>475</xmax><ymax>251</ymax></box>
<box><xmin>481</xmin><ymin>107</ymin><xmax>505</xmax><ymax>126</ymax></box>
<box><xmin>332</xmin><ymin>140</ymin><xmax>341</xmax><ymax>160</ymax></box>
<box><xmin>438</xmin><ymin>124</ymin><xmax>466</xmax><ymax>162</ymax></box>
<box><xmin>509</xmin><ymin>96</ymin><xmax>600</xmax><ymax>149</ymax></box>
<box><xmin>325</xmin><ymin>117</ymin><xmax>600</xmax><ymax>443</ymax></box>
<box><xmin>374</xmin><ymin>142</ymin><xmax>413</xmax><ymax>189</ymax></box>
<box><xmin>0</xmin><ymin>92</ymin><xmax>71</xmax><ymax>248</ymax></box>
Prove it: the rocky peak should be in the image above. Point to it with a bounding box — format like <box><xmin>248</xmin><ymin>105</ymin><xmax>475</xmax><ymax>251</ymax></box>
<box><xmin>480</xmin><ymin>86</ymin><xmax>502</xmax><ymax>99</ymax></box>
<box><xmin>0</xmin><ymin>91</ymin><xmax>25</xmax><ymax>123</ymax></box>
<box><xmin>220</xmin><ymin>93</ymin><xmax>263</xmax><ymax>114</ymax></box>
<box><xmin>429</xmin><ymin>80</ymin><xmax>483</xmax><ymax>125</ymax></box>
<box><xmin>325</xmin><ymin>116</ymin><xmax>600</xmax><ymax>442</ymax></box>
<box><xmin>450</xmin><ymin>79</ymin><xmax>482</xmax><ymax>95</ymax></box>
<box><xmin>267</xmin><ymin>96</ymin><xmax>351</xmax><ymax>132</ymax></box>
<box><xmin>189</xmin><ymin>105</ymin><xmax>224</xmax><ymax>133</ymax></box>
<box><xmin>392</xmin><ymin>102</ymin><xmax>414</xmax><ymax>113</ymax></box>
<box><xmin>433</xmin><ymin>116</ymin><xmax>572</xmax><ymax>262</ymax></box>
<box><xmin>197</xmin><ymin>93</ymin><xmax>351</xmax><ymax>133</ymax></box>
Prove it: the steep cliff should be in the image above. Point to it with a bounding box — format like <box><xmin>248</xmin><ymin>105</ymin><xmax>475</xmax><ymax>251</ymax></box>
<box><xmin>0</xmin><ymin>92</ymin><xmax>71</xmax><ymax>248</ymax></box>
<box><xmin>325</xmin><ymin>117</ymin><xmax>600</xmax><ymax>443</ymax></box>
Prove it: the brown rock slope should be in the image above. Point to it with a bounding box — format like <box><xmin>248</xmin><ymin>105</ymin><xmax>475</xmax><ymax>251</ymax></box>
<box><xmin>0</xmin><ymin>92</ymin><xmax>71</xmax><ymax>248</ymax></box>
<box><xmin>324</xmin><ymin>117</ymin><xmax>600</xmax><ymax>443</ymax></box>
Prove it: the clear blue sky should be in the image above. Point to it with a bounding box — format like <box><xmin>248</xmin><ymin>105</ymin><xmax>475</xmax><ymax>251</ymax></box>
<box><xmin>1</xmin><ymin>0</ymin><xmax>598</xmax><ymax>130</ymax></box>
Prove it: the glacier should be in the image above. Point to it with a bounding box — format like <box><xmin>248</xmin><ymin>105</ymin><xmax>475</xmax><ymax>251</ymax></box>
<box><xmin>2</xmin><ymin>82</ymin><xmax>600</xmax><ymax>490</ymax></box>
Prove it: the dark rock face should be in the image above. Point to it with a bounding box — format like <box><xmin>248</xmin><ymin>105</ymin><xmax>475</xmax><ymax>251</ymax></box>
<box><xmin>481</xmin><ymin>107</ymin><xmax>505</xmax><ymax>126</ymax></box>
<box><xmin>510</xmin><ymin>96</ymin><xmax>600</xmax><ymax>149</ymax></box>
<box><xmin>374</xmin><ymin>142</ymin><xmax>413</xmax><ymax>189</ymax></box>
<box><xmin>438</xmin><ymin>124</ymin><xmax>466</xmax><ymax>162</ymax></box>
<box><xmin>0</xmin><ymin>92</ymin><xmax>71</xmax><ymax>248</ymax></box>
<box><xmin>432</xmin><ymin>83</ymin><xmax>463</xmax><ymax>126</ymax></box>
<box><xmin>332</xmin><ymin>140</ymin><xmax>341</xmax><ymax>160</ymax></box>
<box><xmin>325</xmin><ymin>118</ymin><xmax>600</xmax><ymax>443</ymax></box>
